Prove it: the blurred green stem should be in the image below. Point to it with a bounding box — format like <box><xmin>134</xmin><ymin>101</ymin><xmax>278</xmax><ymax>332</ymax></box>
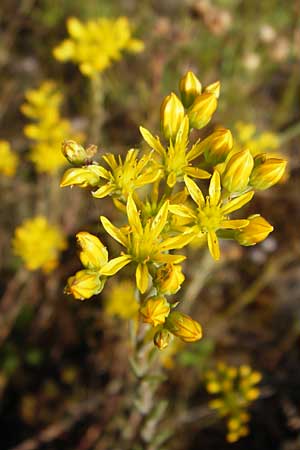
<box><xmin>90</xmin><ymin>74</ymin><xmax>104</xmax><ymax>145</ymax></box>
<box><xmin>280</xmin><ymin>121</ymin><xmax>300</xmax><ymax>144</ymax></box>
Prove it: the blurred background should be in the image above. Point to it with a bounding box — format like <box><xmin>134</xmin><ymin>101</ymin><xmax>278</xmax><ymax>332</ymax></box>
<box><xmin>0</xmin><ymin>0</ymin><xmax>300</xmax><ymax>449</ymax></box>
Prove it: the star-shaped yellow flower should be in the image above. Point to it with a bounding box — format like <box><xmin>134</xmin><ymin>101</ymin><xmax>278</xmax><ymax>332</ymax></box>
<box><xmin>169</xmin><ymin>171</ymin><xmax>254</xmax><ymax>260</ymax></box>
<box><xmin>100</xmin><ymin>195</ymin><xmax>193</xmax><ymax>293</ymax></box>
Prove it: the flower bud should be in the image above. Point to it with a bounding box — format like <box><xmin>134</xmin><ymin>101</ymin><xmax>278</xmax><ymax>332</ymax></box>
<box><xmin>221</xmin><ymin>149</ymin><xmax>254</xmax><ymax>193</ymax></box>
<box><xmin>202</xmin><ymin>128</ymin><xmax>233</xmax><ymax>165</ymax></box>
<box><xmin>76</xmin><ymin>231</ymin><xmax>108</xmax><ymax>270</ymax></box>
<box><xmin>160</xmin><ymin>93</ymin><xmax>185</xmax><ymax>141</ymax></box>
<box><xmin>250</xmin><ymin>156</ymin><xmax>287</xmax><ymax>190</ymax></box>
<box><xmin>62</xmin><ymin>140</ymin><xmax>88</xmax><ymax>165</ymax></box>
<box><xmin>187</xmin><ymin>92</ymin><xmax>217</xmax><ymax>129</ymax></box>
<box><xmin>179</xmin><ymin>71</ymin><xmax>202</xmax><ymax>108</ymax></box>
<box><xmin>204</xmin><ymin>80</ymin><xmax>221</xmax><ymax>98</ymax></box>
<box><xmin>60</xmin><ymin>165</ymin><xmax>102</xmax><ymax>188</ymax></box>
<box><xmin>139</xmin><ymin>296</ymin><xmax>170</xmax><ymax>327</ymax></box>
<box><xmin>154</xmin><ymin>328</ymin><xmax>172</xmax><ymax>350</ymax></box>
<box><xmin>154</xmin><ymin>264</ymin><xmax>185</xmax><ymax>295</ymax></box>
<box><xmin>66</xmin><ymin>270</ymin><xmax>104</xmax><ymax>300</ymax></box>
<box><xmin>165</xmin><ymin>311</ymin><xmax>202</xmax><ymax>343</ymax></box>
<box><xmin>235</xmin><ymin>214</ymin><xmax>273</xmax><ymax>246</ymax></box>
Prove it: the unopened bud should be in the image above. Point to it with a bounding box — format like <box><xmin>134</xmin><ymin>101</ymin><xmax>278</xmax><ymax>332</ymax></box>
<box><xmin>139</xmin><ymin>296</ymin><xmax>170</xmax><ymax>327</ymax></box>
<box><xmin>166</xmin><ymin>311</ymin><xmax>202</xmax><ymax>343</ymax></box>
<box><xmin>66</xmin><ymin>270</ymin><xmax>104</xmax><ymax>300</ymax></box>
<box><xmin>202</xmin><ymin>128</ymin><xmax>233</xmax><ymax>165</ymax></box>
<box><xmin>222</xmin><ymin>149</ymin><xmax>254</xmax><ymax>193</ymax></box>
<box><xmin>62</xmin><ymin>140</ymin><xmax>88</xmax><ymax>165</ymax></box>
<box><xmin>160</xmin><ymin>93</ymin><xmax>185</xmax><ymax>141</ymax></box>
<box><xmin>76</xmin><ymin>231</ymin><xmax>108</xmax><ymax>270</ymax></box>
<box><xmin>187</xmin><ymin>92</ymin><xmax>217</xmax><ymax>129</ymax></box>
<box><xmin>235</xmin><ymin>214</ymin><xmax>273</xmax><ymax>246</ymax></box>
<box><xmin>154</xmin><ymin>263</ymin><xmax>185</xmax><ymax>295</ymax></box>
<box><xmin>154</xmin><ymin>328</ymin><xmax>172</xmax><ymax>350</ymax></box>
<box><xmin>179</xmin><ymin>71</ymin><xmax>202</xmax><ymax>108</ymax></box>
<box><xmin>205</xmin><ymin>80</ymin><xmax>221</xmax><ymax>98</ymax></box>
<box><xmin>250</xmin><ymin>156</ymin><xmax>287</xmax><ymax>190</ymax></box>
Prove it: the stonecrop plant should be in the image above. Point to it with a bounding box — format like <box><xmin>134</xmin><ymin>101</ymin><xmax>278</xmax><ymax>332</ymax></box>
<box><xmin>205</xmin><ymin>362</ymin><xmax>262</xmax><ymax>443</ymax></box>
<box><xmin>21</xmin><ymin>81</ymin><xmax>83</xmax><ymax>174</ymax></box>
<box><xmin>53</xmin><ymin>16</ymin><xmax>144</xmax><ymax>77</ymax></box>
<box><xmin>60</xmin><ymin>71</ymin><xmax>286</xmax><ymax>350</ymax></box>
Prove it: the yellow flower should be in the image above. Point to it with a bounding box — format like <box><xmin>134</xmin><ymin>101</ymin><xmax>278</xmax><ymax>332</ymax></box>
<box><xmin>66</xmin><ymin>270</ymin><xmax>104</xmax><ymax>300</ymax></box>
<box><xmin>53</xmin><ymin>16</ymin><xmax>144</xmax><ymax>77</ymax></box>
<box><xmin>179</xmin><ymin>71</ymin><xmax>202</xmax><ymax>108</ymax></box>
<box><xmin>76</xmin><ymin>231</ymin><xmax>108</xmax><ymax>270</ymax></box>
<box><xmin>60</xmin><ymin>165</ymin><xmax>105</xmax><ymax>188</ymax></box>
<box><xmin>99</xmin><ymin>195</ymin><xmax>194</xmax><ymax>293</ymax></box>
<box><xmin>160</xmin><ymin>93</ymin><xmax>185</xmax><ymax>141</ymax></box>
<box><xmin>103</xmin><ymin>279</ymin><xmax>139</xmax><ymax>319</ymax></box>
<box><xmin>250</xmin><ymin>155</ymin><xmax>287</xmax><ymax>190</ymax></box>
<box><xmin>139</xmin><ymin>296</ymin><xmax>170</xmax><ymax>327</ymax></box>
<box><xmin>12</xmin><ymin>216</ymin><xmax>66</xmax><ymax>272</ymax></box>
<box><xmin>92</xmin><ymin>149</ymin><xmax>161</xmax><ymax>200</ymax></box>
<box><xmin>165</xmin><ymin>311</ymin><xmax>202</xmax><ymax>343</ymax></box>
<box><xmin>140</xmin><ymin>116</ymin><xmax>211</xmax><ymax>188</ymax></box>
<box><xmin>22</xmin><ymin>82</ymin><xmax>83</xmax><ymax>173</ymax></box>
<box><xmin>154</xmin><ymin>263</ymin><xmax>185</xmax><ymax>295</ymax></box>
<box><xmin>235</xmin><ymin>214</ymin><xmax>273</xmax><ymax>246</ymax></box>
<box><xmin>0</xmin><ymin>140</ymin><xmax>18</xmax><ymax>176</ymax></box>
<box><xmin>169</xmin><ymin>171</ymin><xmax>253</xmax><ymax>260</ymax></box>
<box><xmin>221</xmin><ymin>150</ymin><xmax>254</xmax><ymax>193</ymax></box>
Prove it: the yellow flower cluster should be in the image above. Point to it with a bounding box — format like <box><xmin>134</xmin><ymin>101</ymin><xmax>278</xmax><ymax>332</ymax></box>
<box><xmin>21</xmin><ymin>81</ymin><xmax>83</xmax><ymax>173</ymax></box>
<box><xmin>12</xmin><ymin>216</ymin><xmax>67</xmax><ymax>273</ymax></box>
<box><xmin>61</xmin><ymin>72</ymin><xmax>286</xmax><ymax>349</ymax></box>
<box><xmin>53</xmin><ymin>17</ymin><xmax>144</xmax><ymax>77</ymax></box>
<box><xmin>206</xmin><ymin>362</ymin><xmax>261</xmax><ymax>443</ymax></box>
<box><xmin>0</xmin><ymin>140</ymin><xmax>18</xmax><ymax>176</ymax></box>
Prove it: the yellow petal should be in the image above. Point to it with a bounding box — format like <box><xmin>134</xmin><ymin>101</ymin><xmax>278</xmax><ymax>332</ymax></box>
<box><xmin>207</xmin><ymin>230</ymin><xmax>220</xmax><ymax>260</ymax></box>
<box><xmin>209</xmin><ymin>170</ymin><xmax>221</xmax><ymax>206</ymax></box>
<box><xmin>221</xmin><ymin>191</ymin><xmax>254</xmax><ymax>215</ymax></box>
<box><xmin>127</xmin><ymin>195</ymin><xmax>143</xmax><ymax>235</ymax></box>
<box><xmin>168</xmin><ymin>204</ymin><xmax>196</xmax><ymax>219</ymax></box>
<box><xmin>100</xmin><ymin>255</ymin><xmax>132</xmax><ymax>276</ymax></box>
<box><xmin>220</xmin><ymin>219</ymin><xmax>249</xmax><ymax>229</ymax></box>
<box><xmin>151</xmin><ymin>200</ymin><xmax>169</xmax><ymax>239</ymax></box>
<box><xmin>136</xmin><ymin>263</ymin><xmax>149</xmax><ymax>293</ymax></box>
<box><xmin>154</xmin><ymin>254</ymin><xmax>186</xmax><ymax>264</ymax></box>
<box><xmin>184</xmin><ymin>175</ymin><xmax>205</xmax><ymax>207</ymax></box>
<box><xmin>184</xmin><ymin>167</ymin><xmax>211</xmax><ymax>179</ymax></box>
<box><xmin>92</xmin><ymin>184</ymin><xmax>115</xmax><ymax>198</ymax></box>
<box><xmin>100</xmin><ymin>216</ymin><xmax>128</xmax><ymax>247</ymax></box>
<box><xmin>159</xmin><ymin>233</ymin><xmax>194</xmax><ymax>251</ymax></box>
<box><xmin>139</xmin><ymin>126</ymin><xmax>166</xmax><ymax>156</ymax></box>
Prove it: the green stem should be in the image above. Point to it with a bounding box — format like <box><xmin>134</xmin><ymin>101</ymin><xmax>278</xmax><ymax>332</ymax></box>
<box><xmin>90</xmin><ymin>74</ymin><xmax>104</xmax><ymax>145</ymax></box>
<box><xmin>279</xmin><ymin>121</ymin><xmax>300</xmax><ymax>144</ymax></box>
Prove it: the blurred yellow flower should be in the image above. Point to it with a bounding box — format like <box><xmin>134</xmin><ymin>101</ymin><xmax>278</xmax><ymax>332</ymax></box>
<box><xmin>205</xmin><ymin>362</ymin><xmax>261</xmax><ymax>443</ymax></box>
<box><xmin>0</xmin><ymin>140</ymin><xmax>18</xmax><ymax>176</ymax></box>
<box><xmin>21</xmin><ymin>81</ymin><xmax>83</xmax><ymax>173</ymax></box>
<box><xmin>103</xmin><ymin>280</ymin><xmax>139</xmax><ymax>319</ymax></box>
<box><xmin>53</xmin><ymin>16</ymin><xmax>144</xmax><ymax>77</ymax></box>
<box><xmin>12</xmin><ymin>216</ymin><xmax>66</xmax><ymax>272</ymax></box>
